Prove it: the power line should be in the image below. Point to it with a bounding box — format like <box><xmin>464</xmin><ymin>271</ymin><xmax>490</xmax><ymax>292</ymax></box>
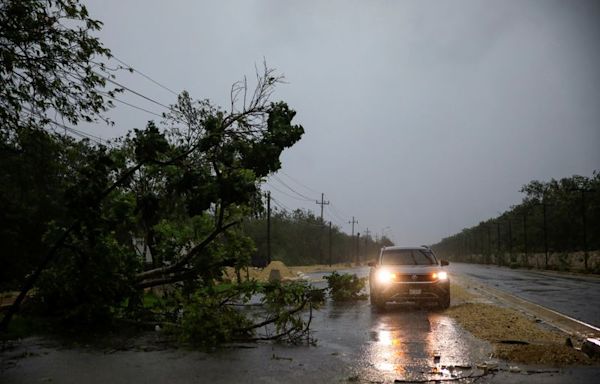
<box><xmin>327</xmin><ymin>205</ymin><xmax>347</xmax><ymax>224</ymax></box>
<box><xmin>279</xmin><ymin>170</ymin><xmax>320</xmax><ymax>194</ymax></box>
<box><xmin>329</xmin><ymin>203</ymin><xmax>349</xmax><ymax>222</ymax></box>
<box><xmin>102</xmin><ymin>92</ymin><xmax>165</xmax><ymax>118</ymax></box>
<box><xmin>270</xmin><ymin>196</ymin><xmax>293</xmax><ymax>212</ymax></box>
<box><xmin>101</xmin><ymin>76</ymin><xmax>172</xmax><ymax>111</ymax></box>
<box><xmin>266</xmin><ymin>183</ymin><xmax>314</xmax><ymax>202</ymax></box>
<box><xmin>110</xmin><ymin>55</ymin><xmax>179</xmax><ymax>96</ymax></box>
<box><xmin>327</xmin><ymin>214</ymin><xmax>346</xmax><ymax>229</ymax></box>
<box><xmin>271</xmin><ymin>175</ymin><xmax>317</xmax><ymax>201</ymax></box>
<box><xmin>21</xmin><ymin>106</ymin><xmax>108</xmax><ymax>145</ymax></box>
<box><xmin>51</xmin><ymin>120</ymin><xmax>107</xmax><ymax>145</ymax></box>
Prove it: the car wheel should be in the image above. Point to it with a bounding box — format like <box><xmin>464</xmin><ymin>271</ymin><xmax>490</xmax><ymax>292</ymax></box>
<box><xmin>370</xmin><ymin>291</ymin><xmax>386</xmax><ymax>312</ymax></box>
<box><xmin>438</xmin><ymin>293</ymin><xmax>450</xmax><ymax>309</ymax></box>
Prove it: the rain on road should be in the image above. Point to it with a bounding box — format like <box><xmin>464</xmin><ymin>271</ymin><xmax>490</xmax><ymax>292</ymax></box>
<box><xmin>3</xmin><ymin>266</ymin><xmax>600</xmax><ymax>383</ymax></box>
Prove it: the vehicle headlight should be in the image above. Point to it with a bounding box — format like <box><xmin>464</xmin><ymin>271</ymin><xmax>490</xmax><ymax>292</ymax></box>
<box><xmin>376</xmin><ymin>269</ymin><xmax>395</xmax><ymax>284</ymax></box>
<box><xmin>433</xmin><ymin>271</ymin><xmax>448</xmax><ymax>281</ymax></box>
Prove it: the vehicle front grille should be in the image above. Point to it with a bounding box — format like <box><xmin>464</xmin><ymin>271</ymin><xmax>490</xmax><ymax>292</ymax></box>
<box><xmin>394</xmin><ymin>274</ymin><xmax>436</xmax><ymax>282</ymax></box>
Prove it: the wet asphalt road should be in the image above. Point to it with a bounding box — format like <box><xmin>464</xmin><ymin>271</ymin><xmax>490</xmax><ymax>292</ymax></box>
<box><xmin>3</xmin><ymin>266</ymin><xmax>600</xmax><ymax>383</ymax></box>
<box><xmin>0</xmin><ymin>299</ymin><xmax>506</xmax><ymax>384</ymax></box>
<box><xmin>448</xmin><ymin>263</ymin><xmax>600</xmax><ymax>327</ymax></box>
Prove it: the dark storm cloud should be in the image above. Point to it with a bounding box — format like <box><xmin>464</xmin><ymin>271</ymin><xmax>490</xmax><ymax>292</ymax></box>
<box><xmin>84</xmin><ymin>0</ymin><xmax>600</xmax><ymax>245</ymax></box>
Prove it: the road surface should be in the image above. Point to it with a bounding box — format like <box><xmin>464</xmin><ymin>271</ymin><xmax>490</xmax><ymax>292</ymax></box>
<box><xmin>448</xmin><ymin>263</ymin><xmax>600</xmax><ymax>328</ymax></box>
<box><xmin>3</xmin><ymin>266</ymin><xmax>600</xmax><ymax>383</ymax></box>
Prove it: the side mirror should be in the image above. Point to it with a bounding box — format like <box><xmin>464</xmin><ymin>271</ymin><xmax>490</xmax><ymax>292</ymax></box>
<box><xmin>367</xmin><ymin>261</ymin><xmax>376</xmax><ymax>267</ymax></box>
<box><xmin>440</xmin><ymin>260</ymin><xmax>449</xmax><ymax>266</ymax></box>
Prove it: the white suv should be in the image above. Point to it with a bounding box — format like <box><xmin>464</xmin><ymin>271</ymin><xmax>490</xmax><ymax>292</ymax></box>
<box><xmin>368</xmin><ymin>246</ymin><xmax>450</xmax><ymax>311</ymax></box>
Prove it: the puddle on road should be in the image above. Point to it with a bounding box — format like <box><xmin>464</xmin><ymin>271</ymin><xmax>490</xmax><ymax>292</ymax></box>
<box><xmin>360</xmin><ymin>306</ymin><xmax>491</xmax><ymax>382</ymax></box>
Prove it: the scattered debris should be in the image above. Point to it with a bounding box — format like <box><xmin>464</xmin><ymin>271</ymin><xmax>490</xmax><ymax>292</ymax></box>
<box><xmin>476</xmin><ymin>361</ymin><xmax>498</xmax><ymax>372</ymax></box>
<box><xmin>271</xmin><ymin>353</ymin><xmax>293</xmax><ymax>361</ymax></box>
<box><xmin>509</xmin><ymin>365</ymin><xmax>521</xmax><ymax>373</ymax></box>
<box><xmin>454</xmin><ymin>365</ymin><xmax>472</xmax><ymax>370</ymax></box>
<box><xmin>499</xmin><ymin>339</ymin><xmax>529</xmax><ymax>345</ymax></box>
<box><xmin>582</xmin><ymin>338</ymin><xmax>600</xmax><ymax>358</ymax></box>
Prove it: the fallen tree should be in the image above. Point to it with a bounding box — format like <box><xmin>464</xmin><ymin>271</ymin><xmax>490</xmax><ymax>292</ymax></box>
<box><xmin>1</xmin><ymin>65</ymin><xmax>305</xmax><ymax>331</ymax></box>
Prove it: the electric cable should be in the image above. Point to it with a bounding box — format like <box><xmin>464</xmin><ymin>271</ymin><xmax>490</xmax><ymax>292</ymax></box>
<box><xmin>110</xmin><ymin>55</ymin><xmax>179</xmax><ymax>96</ymax></box>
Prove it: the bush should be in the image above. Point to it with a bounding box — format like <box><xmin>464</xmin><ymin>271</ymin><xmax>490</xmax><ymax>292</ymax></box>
<box><xmin>324</xmin><ymin>272</ymin><xmax>367</xmax><ymax>301</ymax></box>
<box><xmin>178</xmin><ymin>285</ymin><xmax>253</xmax><ymax>347</ymax></box>
<box><xmin>177</xmin><ymin>281</ymin><xmax>324</xmax><ymax>348</ymax></box>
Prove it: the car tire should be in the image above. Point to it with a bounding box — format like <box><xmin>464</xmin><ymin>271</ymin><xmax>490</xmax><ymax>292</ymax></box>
<box><xmin>438</xmin><ymin>293</ymin><xmax>450</xmax><ymax>309</ymax></box>
<box><xmin>370</xmin><ymin>291</ymin><xmax>386</xmax><ymax>312</ymax></box>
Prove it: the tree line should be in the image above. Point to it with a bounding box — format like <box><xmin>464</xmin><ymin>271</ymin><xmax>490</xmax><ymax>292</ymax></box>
<box><xmin>242</xmin><ymin>208</ymin><xmax>393</xmax><ymax>267</ymax></box>
<box><xmin>431</xmin><ymin>173</ymin><xmax>600</xmax><ymax>271</ymax></box>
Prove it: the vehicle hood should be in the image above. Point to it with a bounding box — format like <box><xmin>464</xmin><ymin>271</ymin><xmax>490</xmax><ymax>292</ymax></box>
<box><xmin>376</xmin><ymin>265</ymin><xmax>443</xmax><ymax>274</ymax></box>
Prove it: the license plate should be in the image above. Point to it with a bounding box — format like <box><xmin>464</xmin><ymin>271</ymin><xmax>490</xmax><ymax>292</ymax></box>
<box><xmin>409</xmin><ymin>289</ymin><xmax>421</xmax><ymax>295</ymax></box>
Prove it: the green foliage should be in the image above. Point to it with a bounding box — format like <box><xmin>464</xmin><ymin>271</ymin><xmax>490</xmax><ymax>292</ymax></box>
<box><xmin>0</xmin><ymin>0</ymin><xmax>120</xmax><ymax>138</ymax></box>
<box><xmin>177</xmin><ymin>280</ymin><xmax>322</xmax><ymax>347</ymax></box>
<box><xmin>324</xmin><ymin>272</ymin><xmax>368</xmax><ymax>301</ymax></box>
<box><xmin>35</xmin><ymin>194</ymin><xmax>141</xmax><ymax>325</ymax></box>
<box><xmin>178</xmin><ymin>284</ymin><xmax>254</xmax><ymax>347</ymax></box>
<box><xmin>433</xmin><ymin>173</ymin><xmax>600</xmax><ymax>267</ymax></box>
<box><xmin>0</xmin><ymin>0</ymin><xmax>306</xmax><ymax>331</ymax></box>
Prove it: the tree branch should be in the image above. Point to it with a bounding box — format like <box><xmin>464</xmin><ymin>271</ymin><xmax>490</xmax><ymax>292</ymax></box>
<box><xmin>135</xmin><ymin>220</ymin><xmax>239</xmax><ymax>282</ymax></box>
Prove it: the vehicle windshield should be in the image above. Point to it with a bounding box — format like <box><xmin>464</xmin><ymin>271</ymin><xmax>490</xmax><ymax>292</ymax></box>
<box><xmin>381</xmin><ymin>249</ymin><xmax>437</xmax><ymax>265</ymax></box>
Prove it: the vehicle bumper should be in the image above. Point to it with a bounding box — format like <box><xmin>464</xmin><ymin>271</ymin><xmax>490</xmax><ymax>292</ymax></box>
<box><xmin>374</xmin><ymin>280</ymin><xmax>450</xmax><ymax>303</ymax></box>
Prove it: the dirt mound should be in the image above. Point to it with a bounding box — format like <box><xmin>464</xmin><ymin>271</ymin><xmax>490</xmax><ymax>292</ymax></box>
<box><xmin>222</xmin><ymin>261</ymin><xmax>299</xmax><ymax>283</ymax></box>
<box><xmin>256</xmin><ymin>261</ymin><xmax>297</xmax><ymax>281</ymax></box>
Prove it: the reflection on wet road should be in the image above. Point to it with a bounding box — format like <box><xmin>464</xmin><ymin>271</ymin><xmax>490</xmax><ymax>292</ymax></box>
<box><xmin>365</xmin><ymin>307</ymin><xmax>487</xmax><ymax>381</ymax></box>
<box><xmin>308</xmin><ymin>268</ymin><xmax>491</xmax><ymax>381</ymax></box>
<box><xmin>309</xmin><ymin>294</ymin><xmax>491</xmax><ymax>383</ymax></box>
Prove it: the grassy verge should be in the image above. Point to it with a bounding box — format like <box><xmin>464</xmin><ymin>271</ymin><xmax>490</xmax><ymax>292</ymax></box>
<box><xmin>446</xmin><ymin>282</ymin><xmax>593</xmax><ymax>365</ymax></box>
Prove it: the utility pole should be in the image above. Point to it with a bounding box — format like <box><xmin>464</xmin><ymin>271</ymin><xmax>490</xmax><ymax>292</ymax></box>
<box><xmin>266</xmin><ymin>191</ymin><xmax>271</xmax><ymax>266</ymax></box>
<box><xmin>496</xmin><ymin>222</ymin><xmax>501</xmax><ymax>266</ymax></box>
<box><xmin>570</xmin><ymin>187</ymin><xmax>595</xmax><ymax>271</ymax></box>
<box><xmin>530</xmin><ymin>193</ymin><xmax>551</xmax><ymax>269</ymax></box>
<box><xmin>486</xmin><ymin>225</ymin><xmax>491</xmax><ymax>264</ymax></box>
<box><xmin>348</xmin><ymin>217</ymin><xmax>358</xmax><ymax>263</ymax></box>
<box><xmin>364</xmin><ymin>228</ymin><xmax>371</xmax><ymax>262</ymax></box>
<box><xmin>315</xmin><ymin>193</ymin><xmax>330</xmax><ymax>223</ymax></box>
<box><xmin>356</xmin><ymin>232</ymin><xmax>361</xmax><ymax>265</ymax></box>
<box><xmin>315</xmin><ymin>193</ymin><xmax>329</xmax><ymax>264</ymax></box>
<box><xmin>328</xmin><ymin>221</ymin><xmax>333</xmax><ymax>267</ymax></box>
<box><xmin>542</xmin><ymin>197</ymin><xmax>549</xmax><ymax>269</ymax></box>
<box><xmin>522</xmin><ymin>211</ymin><xmax>528</xmax><ymax>267</ymax></box>
<box><xmin>508</xmin><ymin>219</ymin><xmax>513</xmax><ymax>263</ymax></box>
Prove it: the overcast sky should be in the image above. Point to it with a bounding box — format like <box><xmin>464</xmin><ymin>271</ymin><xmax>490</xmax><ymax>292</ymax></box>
<box><xmin>82</xmin><ymin>0</ymin><xmax>600</xmax><ymax>245</ymax></box>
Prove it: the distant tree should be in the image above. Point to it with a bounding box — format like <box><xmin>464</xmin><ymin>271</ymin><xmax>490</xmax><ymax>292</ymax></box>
<box><xmin>242</xmin><ymin>208</ymin><xmax>394</xmax><ymax>266</ymax></box>
<box><xmin>433</xmin><ymin>173</ymin><xmax>600</xmax><ymax>267</ymax></box>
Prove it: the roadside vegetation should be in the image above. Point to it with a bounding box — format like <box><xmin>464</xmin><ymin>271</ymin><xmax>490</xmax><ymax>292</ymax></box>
<box><xmin>324</xmin><ymin>272</ymin><xmax>368</xmax><ymax>301</ymax></box>
<box><xmin>0</xmin><ymin>0</ymin><xmax>324</xmax><ymax>346</ymax></box>
<box><xmin>433</xmin><ymin>174</ymin><xmax>600</xmax><ymax>272</ymax></box>
<box><xmin>0</xmin><ymin>1</ymin><xmax>378</xmax><ymax>347</ymax></box>
<box><xmin>242</xmin><ymin>210</ymin><xmax>393</xmax><ymax>266</ymax></box>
